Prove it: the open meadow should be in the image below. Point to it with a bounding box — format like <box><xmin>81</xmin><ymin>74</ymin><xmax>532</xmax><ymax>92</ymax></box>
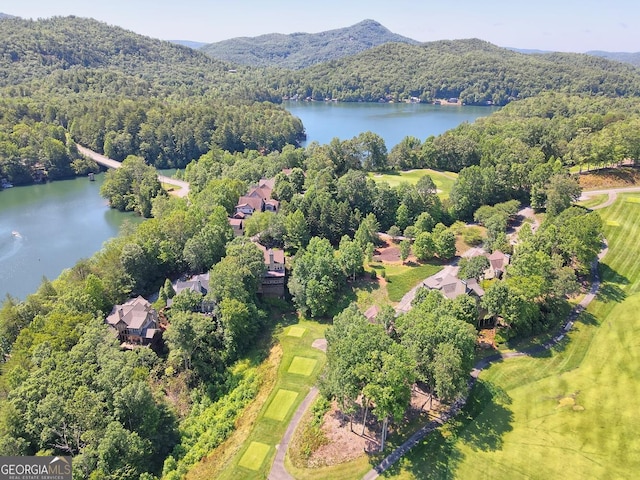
<box><xmin>383</xmin><ymin>193</ymin><xmax>640</xmax><ymax>479</ymax></box>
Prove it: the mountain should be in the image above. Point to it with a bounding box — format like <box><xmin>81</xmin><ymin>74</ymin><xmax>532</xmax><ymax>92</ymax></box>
<box><xmin>0</xmin><ymin>12</ymin><xmax>16</xmax><ymax>19</ymax></box>
<box><xmin>256</xmin><ymin>39</ymin><xmax>640</xmax><ymax>105</ymax></box>
<box><xmin>169</xmin><ymin>40</ymin><xmax>207</xmax><ymax>49</ymax></box>
<box><xmin>200</xmin><ymin>19</ymin><xmax>420</xmax><ymax>69</ymax></box>
<box><xmin>587</xmin><ymin>50</ymin><xmax>640</xmax><ymax>67</ymax></box>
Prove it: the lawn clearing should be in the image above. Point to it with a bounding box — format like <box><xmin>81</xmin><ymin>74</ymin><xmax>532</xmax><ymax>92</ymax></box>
<box><xmin>288</xmin><ymin>357</ymin><xmax>318</xmax><ymax>376</ymax></box>
<box><xmin>369</xmin><ymin>169</ymin><xmax>457</xmax><ymax>198</ymax></box>
<box><xmin>286</xmin><ymin>326</ymin><xmax>306</xmax><ymax>337</ymax></box>
<box><xmin>625</xmin><ymin>196</ymin><xmax>640</xmax><ymax>203</ymax></box>
<box><xmin>238</xmin><ymin>442</ymin><xmax>271</xmax><ymax>471</ymax></box>
<box><xmin>383</xmin><ymin>262</ymin><xmax>443</xmax><ymax>302</ymax></box>
<box><xmin>383</xmin><ymin>195</ymin><xmax>640</xmax><ymax>479</ymax></box>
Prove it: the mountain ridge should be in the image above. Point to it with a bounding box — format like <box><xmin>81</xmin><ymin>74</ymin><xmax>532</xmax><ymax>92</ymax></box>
<box><xmin>200</xmin><ymin>19</ymin><xmax>420</xmax><ymax>69</ymax></box>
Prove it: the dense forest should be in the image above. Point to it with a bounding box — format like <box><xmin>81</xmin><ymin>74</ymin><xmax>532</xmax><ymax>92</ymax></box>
<box><xmin>0</xmin><ymin>13</ymin><xmax>635</xmax><ymax>479</ymax></box>
<box><xmin>200</xmin><ymin>19</ymin><xmax>419</xmax><ymax>69</ymax></box>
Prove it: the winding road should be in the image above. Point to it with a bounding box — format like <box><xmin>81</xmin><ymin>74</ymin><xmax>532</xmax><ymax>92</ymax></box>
<box><xmin>76</xmin><ymin>145</ymin><xmax>190</xmax><ymax>197</ymax></box>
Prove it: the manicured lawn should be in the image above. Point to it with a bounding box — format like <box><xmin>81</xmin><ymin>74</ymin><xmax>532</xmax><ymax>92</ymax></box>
<box><xmin>286</xmin><ymin>326</ymin><xmax>306</xmax><ymax>337</ymax></box>
<box><xmin>374</xmin><ymin>262</ymin><xmax>443</xmax><ymax>302</ymax></box>
<box><xmin>369</xmin><ymin>169</ymin><xmax>457</xmax><ymax>198</ymax></box>
<box><xmin>264</xmin><ymin>389</ymin><xmax>299</xmax><ymax>421</ymax></box>
<box><xmin>383</xmin><ymin>196</ymin><xmax>640</xmax><ymax>479</ymax></box>
<box><xmin>577</xmin><ymin>193</ymin><xmax>607</xmax><ymax>209</ymax></box>
<box><xmin>238</xmin><ymin>442</ymin><xmax>271</xmax><ymax>471</ymax></box>
<box><xmin>211</xmin><ymin>319</ymin><xmax>328</xmax><ymax>480</ymax></box>
<box><xmin>288</xmin><ymin>357</ymin><xmax>318</xmax><ymax>376</ymax></box>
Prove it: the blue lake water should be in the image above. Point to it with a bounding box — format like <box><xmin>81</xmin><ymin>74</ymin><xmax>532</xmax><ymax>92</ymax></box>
<box><xmin>285</xmin><ymin>101</ymin><xmax>497</xmax><ymax>148</ymax></box>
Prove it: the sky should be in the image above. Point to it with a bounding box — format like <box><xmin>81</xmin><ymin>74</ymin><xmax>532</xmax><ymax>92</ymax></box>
<box><xmin>3</xmin><ymin>0</ymin><xmax>639</xmax><ymax>53</ymax></box>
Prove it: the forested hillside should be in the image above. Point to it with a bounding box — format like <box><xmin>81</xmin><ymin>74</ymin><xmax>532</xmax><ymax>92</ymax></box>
<box><xmin>0</xmin><ymin>16</ymin><xmax>303</xmax><ymax>184</ymax></box>
<box><xmin>200</xmin><ymin>19</ymin><xmax>419</xmax><ymax>69</ymax></box>
<box><xmin>256</xmin><ymin>39</ymin><xmax>640</xmax><ymax>104</ymax></box>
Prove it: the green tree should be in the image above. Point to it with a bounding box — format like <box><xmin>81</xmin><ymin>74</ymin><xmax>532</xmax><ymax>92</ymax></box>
<box><xmin>413</xmin><ymin>232</ymin><xmax>435</xmax><ymax>261</ymax></box>
<box><xmin>338</xmin><ymin>236</ymin><xmax>364</xmax><ymax>281</ymax></box>
<box><xmin>399</xmin><ymin>239</ymin><xmax>411</xmax><ymax>263</ymax></box>
<box><xmin>288</xmin><ymin>237</ymin><xmax>342</xmax><ymax>317</ymax></box>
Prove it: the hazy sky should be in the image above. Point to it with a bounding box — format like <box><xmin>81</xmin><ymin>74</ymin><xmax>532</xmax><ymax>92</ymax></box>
<box><xmin>4</xmin><ymin>0</ymin><xmax>639</xmax><ymax>52</ymax></box>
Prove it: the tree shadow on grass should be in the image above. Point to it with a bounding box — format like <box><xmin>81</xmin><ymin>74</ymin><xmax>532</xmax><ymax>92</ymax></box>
<box><xmin>597</xmin><ymin>264</ymin><xmax>629</xmax><ymax>304</ymax></box>
<box><xmin>381</xmin><ymin>380</ymin><xmax>513</xmax><ymax>479</ymax></box>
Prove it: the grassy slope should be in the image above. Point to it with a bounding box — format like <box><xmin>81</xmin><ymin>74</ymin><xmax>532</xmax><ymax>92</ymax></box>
<box><xmin>369</xmin><ymin>169</ymin><xmax>458</xmax><ymax>198</ymax></box>
<box><xmin>384</xmin><ymin>194</ymin><xmax>640</xmax><ymax>479</ymax></box>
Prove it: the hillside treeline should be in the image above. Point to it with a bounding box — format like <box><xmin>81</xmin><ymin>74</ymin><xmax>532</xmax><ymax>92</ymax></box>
<box><xmin>256</xmin><ymin>40</ymin><xmax>640</xmax><ymax>104</ymax></box>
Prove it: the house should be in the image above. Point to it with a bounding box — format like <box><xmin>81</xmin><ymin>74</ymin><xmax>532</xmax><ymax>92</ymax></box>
<box><xmin>264</xmin><ymin>199</ymin><xmax>280</xmax><ymax>213</ymax></box>
<box><xmin>106</xmin><ymin>296</ymin><xmax>160</xmax><ymax>346</ymax></box>
<box><xmin>423</xmin><ymin>273</ymin><xmax>484</xmax><ymax>300</ymax></box>
<box><xmin>168</xmin><ymin>273</ymin><xmax>215</xmax><ymax>313</ymax></box>
<box><xmin>485</xmin><ymin>250</ymin><xmax>510</xmax><ymax>280</ymax></box>
<box><xmin>255</xmin><ymin>243</ymin><xmax>286</xmax><ymax>297</ymax></box>
<box><xmin>229</xmin><ymin>218</ymin><xmax>244</xmax><ymax>236</ymax></box>
<box><xmin>235</xmin><ymin>195</ymin><xmax>264</xmax><ymax>216</ymax></box>
<box><xmin>234</xmin><ymin>178</ymin><xmax>280</xmax><ymax>216</ymax></box>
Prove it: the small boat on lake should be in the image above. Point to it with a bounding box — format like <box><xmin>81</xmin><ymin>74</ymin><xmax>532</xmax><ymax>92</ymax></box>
<box><xmin>1</xmin><ymin>179</ymin><xmax>13</xmax><ymax>188</ymax></box>
<box><xmin>88</xmin><ymin>172</ymin><xmax>95</xmax><ymax>181</ymax></box>
<box><xmin>11</xmin><ymin>231</ymin><xmax>21</xmax><ymax>238</ymax></box>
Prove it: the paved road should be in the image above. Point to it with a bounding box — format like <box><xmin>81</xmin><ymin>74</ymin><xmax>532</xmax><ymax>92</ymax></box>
<box><xmin>76</xmin><ymin>144</ymin><xmax>190</xmax><ymax>197</ymax></box>
<box><xmin>268</xmin><ymin>387</ymin><xmax>319</xmax><ymax>480</ymax></box>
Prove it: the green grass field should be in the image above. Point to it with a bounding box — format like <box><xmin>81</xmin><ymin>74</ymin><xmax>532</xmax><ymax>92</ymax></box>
<box><xmin>369</xmin><ymin>169</ymin><xmax>457</xmax><ymax>198</ymax></box>
<box><xmin>214</xmin><ymin>320</ymin><xmax>327</xmax><ymax>480</ymax></box>
<box><xmin>371</xmin><ymin>262</ymin><xmax>442</xmax><ymax>302</ymax></box>
<box><xmin>382</xmin><ymin>194</ymin><xmax>640</xmax><ymax>479</ymax></box>
<box><xmin>238</xmin><ymin>442</ymin><xmax>271</xmax><ymax>471</ymax></box>
<box><xmin>286</xmin><ymin>326</ymin><xmax>306</xmax><ymax>337</ymax></box>
<box><xmin>288</xmin><ymin>357</ymin><xmax>318</xmax><ymax>376</ymax></box>
<box><xmin>264</xmin><ymin>389</ymin><xmax>299</xmax><ymax>421</ymax></box>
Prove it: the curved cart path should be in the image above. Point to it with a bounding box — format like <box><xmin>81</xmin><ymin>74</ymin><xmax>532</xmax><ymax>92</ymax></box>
<box><xmin>580</xmin><ymin>185</ymin><xmax>640</xmax><ymax>210</ymax></box>
<box><xmin>268</xmin><ymin>387</ymin><xmax>319</xmax><ymax>480</ymax></box>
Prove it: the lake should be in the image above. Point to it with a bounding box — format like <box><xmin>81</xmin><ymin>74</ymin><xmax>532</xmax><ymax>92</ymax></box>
<box><xmin>0</xmin><ymin>174</ymin><xmax>141</xmax><ymax>300</ymax></box>
<box><xmin>1</xmin><ymin>103</ymin><xmax>495</xmax><ymax>300</ymax></box>
<box><xmin>285</xmin><ymin>101</ymin><xmax>497</xmax><ymax>148</ymax></box>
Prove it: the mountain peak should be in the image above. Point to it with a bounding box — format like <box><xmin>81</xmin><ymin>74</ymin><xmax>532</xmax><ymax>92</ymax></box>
<box><xmin>200</xmin><ymin>19</ymin><xmax>419</xmax><ymax>69</ymax></box>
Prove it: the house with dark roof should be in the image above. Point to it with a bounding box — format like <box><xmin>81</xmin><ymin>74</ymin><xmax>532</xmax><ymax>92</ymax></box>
<box><xmin>423</xmin><ymin>272</ymin><xmax>484</xmax><ymax>300</ymax></box>
<box><xmin>167</xmin><ymin>273</ymin><xmax>215</xmax><ymax>313</ymax></box>
<box><xmin>106</xmin><ymin>296</ymin><xmax>160</xmax><ymax>346</ymax></box>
